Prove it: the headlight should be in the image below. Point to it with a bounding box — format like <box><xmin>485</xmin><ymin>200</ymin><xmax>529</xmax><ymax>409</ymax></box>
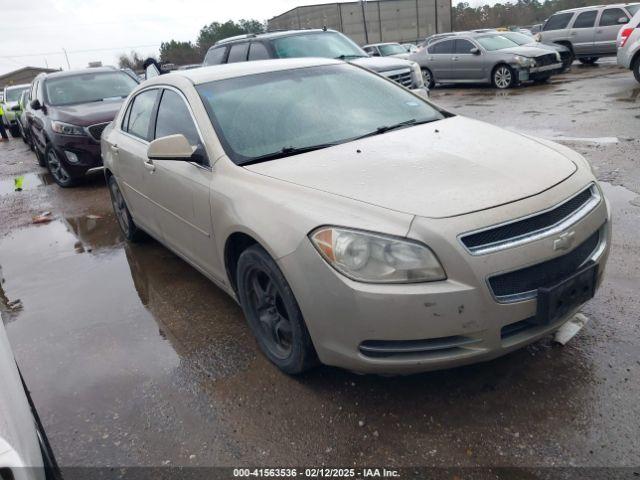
<box><xmin>555</xmin><ymin>51</ymin><xmax>561</xmax><ymax>62</ymax></box>
<box><xmin>409</xmin><ymin>61</ymin><xmax>424</xmax><ymax>88</ymax></box>
<box><xmin>310</xmin><ymin>226</ymin><xmax>446</xmax><ymax>283</ymax></box>
<box><xmin>51</xmin><ymin>120</ymin><xmax>86</xmax><ymax>136</ymax></box>
<box><xmin>513</xmin><ymin>55</ymin><xmax>534</xmax><ymax>67</ymax></box>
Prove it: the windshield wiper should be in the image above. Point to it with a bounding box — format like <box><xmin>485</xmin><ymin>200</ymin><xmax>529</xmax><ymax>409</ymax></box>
<box><xmin>351</xmin><ymin>118</ymin><xmax>437</xmax><ymax>141</ymax></box>
<box><xmin>240</xmin><ymin>142</ymin><xmax>340</xmax><ymax>166</ymax></box>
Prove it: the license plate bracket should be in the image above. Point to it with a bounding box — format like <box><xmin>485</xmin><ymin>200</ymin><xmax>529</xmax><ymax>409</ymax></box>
<box><xmin>534</xmin><ymin>261</ymin><xmax>598</xmax><ymax>325</ymax></box>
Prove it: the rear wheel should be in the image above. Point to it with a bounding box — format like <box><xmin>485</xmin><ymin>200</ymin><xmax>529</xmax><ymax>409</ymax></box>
<box><xmin>108</xmin><ymin>176</ymin><xmax>146</xmax><ymax>242</ymax></box>
<box><xmin>492</xmin><ymin>64</ymin><xmax>516</xmax><ymax>89</ymax></box>
<box><xmin>237</xmin><ymin>245</ymin><xmax>317</xmax><ymax>374</ymax></box>
<box><xmin>45</xmin><ymin>144</ymin><xmax>80</xmax><ymax>187</ymax></box>
<box><xmin>579</xmin><ymin>57</ymin><xmax>599</xmax><ymax>65</ymax></box>
<box><xmin>421</xmin><ymin>68</ymin><xmax>435</xmax><ymax>89</ymax></box>
<box><xmin>633</xmin><ymin>56</ymin><xmax>640</xmax><ymax>83</ymax></box>
<box><xmin>9</xmin><ymin>125</ymin><xmax>20</xmax><ymax>138</ymax></box>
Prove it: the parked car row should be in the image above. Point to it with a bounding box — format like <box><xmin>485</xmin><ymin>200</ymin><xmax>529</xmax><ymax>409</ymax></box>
<box><xmin>410</xmin><ymin>31</ymin><xmax>566</xmax><ymax>89</ymax></box>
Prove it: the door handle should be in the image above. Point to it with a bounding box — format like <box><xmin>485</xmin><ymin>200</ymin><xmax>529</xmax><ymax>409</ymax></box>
<box><xmin>109</xmin><ymin>144</ymin><xmax>119</xmax><ymax>153</ymax></box>
<box><xmin>143</xmin><ymin>159</ymin><xmax>156</xmax><ymax>172</ymax></box>
<box><xmin>452</xmin><ymin>56</ymin><xmax>459</xmax><ymax>61</ymax></box>
<box><xmin>570</xmin><ymin>32</ymin><xmax>577</xmax><ymax>36</ymax></box>
<box><xmin>596</xmin><ymin>29</ymin><xmax>603</xmax><ymax>33</ymax></box>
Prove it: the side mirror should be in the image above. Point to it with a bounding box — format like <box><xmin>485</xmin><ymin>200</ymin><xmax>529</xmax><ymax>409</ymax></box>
<box><xmin>470</xmin><ymin>47</ymin><xmax>481</xmax><ymax>55</ymax></box>
<box><xmin>30</xmin><ymin>99</ymin><xmax>42</xmax><ymax>110</ymax></box>
<box><xmin>618</xmin><ymin>17</ymin><xmax>628</xmax><ymax>24</ymax></box>
<box><xmin>147</xmin><ymin>134</ymin><xmax>196</xmax><ymax>161</ymax></box>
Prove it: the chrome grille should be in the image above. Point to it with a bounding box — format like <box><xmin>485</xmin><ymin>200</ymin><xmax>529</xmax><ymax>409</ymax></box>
<box><xmin>87</xmin><ymin>122</ymin><xmax>110</xmax><ymax>142</ymax></box>
<box><xmin>536</xmin><ymin>53</ymin><xmax>559</xmax><ymax>67</ymax></box>
<box><xmin>382</xmin><ymin>68</ymin><xmax>413</xmax><ymax>88</ymax></box>
<box><xmin>460</xmin><ymin>184</ymin><xmax>600</xmax><ymax>255</ymax></box>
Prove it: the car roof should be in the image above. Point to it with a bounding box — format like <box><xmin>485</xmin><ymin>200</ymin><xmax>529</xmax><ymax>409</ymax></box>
<box><xmin>38</xmin><ymin>66</ymin><xmax>122</xmax><ymax>81</ymax></box>
<box><xmin>213</xmin><ymin>28</ymin><xmax>339</xmax><ymax>47</ymax></box>
<box><xmin>143</xmin><ymin>58</ymin><xmax>342</xmax><ymax>86</ymax></box>
<box><xmin>555</xmin><ymin>2</ymin><xmax>639</xmax><ymax>13</ymax></box>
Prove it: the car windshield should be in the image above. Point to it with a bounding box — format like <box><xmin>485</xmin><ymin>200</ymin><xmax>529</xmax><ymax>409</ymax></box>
<box><xmin>476</xmin><ymin>35</ymin><xmax>520</xmax><ymax>51</ymax></box>
<box><xmin>5</xmin><ymin>86</ymin><xmax>29</xmax><ymax>102</ymax></box>
<box><xmin>197</xmin><ymin>64</ymin><xmax>445</xmax><ymax>165</ymax></box>
<box><xmin>272</xmin><ymin>32</ymin><xmax>367</xmax><ymax>59</ymax></box>
<box><xmin>378</xmin><ymin>44</ymin><xmax>408</xmax><ymax>55</ymax></box>
<box><xmin>45</xmin><ymin>71</ymin><xmax>138</xmax><ymax>106</ymax></box>
<box><xmin>500</xmin><ymin>32</ymin><xmax>534</xmax><ymax>45</ymax></box>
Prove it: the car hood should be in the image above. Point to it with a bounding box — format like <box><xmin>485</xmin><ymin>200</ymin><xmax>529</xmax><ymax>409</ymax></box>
<box><xmin>244</xmin><ymin>116</ymin><xmax>577</xmax><ymax>219</ymax></box>
<box><xmin>350</xmin><ymin>56</ymin><xmax>414</xmax><ymax>72</ymax></box>
<box><xmin>525</xmin><ymin>41</ymin><xmax>565</xmax><ymax>52</ymax></box>
<box><xmin>50</xmin><ymin>98</ymin><xmax>125</xmax><ymax>126</ymax></box>
<box><xmin>498</xmin><ymin>45</ymin><xmax>557</xmax><ymax>58</ymax></box>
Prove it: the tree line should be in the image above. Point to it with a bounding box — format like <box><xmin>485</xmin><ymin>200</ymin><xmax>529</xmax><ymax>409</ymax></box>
<box><xmin>118</xmin><ymin>0</ymin><xmax>622</xmax><ymax>69</ymax></box>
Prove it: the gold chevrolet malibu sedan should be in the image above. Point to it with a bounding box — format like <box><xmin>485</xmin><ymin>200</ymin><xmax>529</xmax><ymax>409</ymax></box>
<box><xmin>102</xmin><ymin>58</ymin><xmax>610</xmax><ymax>375</ymax></box>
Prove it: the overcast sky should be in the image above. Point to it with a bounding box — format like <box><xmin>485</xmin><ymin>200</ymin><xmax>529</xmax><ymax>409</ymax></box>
<box><xmin>0</xmin><ymin>0</ymin><xmax>471</xmax><ymax>75</ymax></box>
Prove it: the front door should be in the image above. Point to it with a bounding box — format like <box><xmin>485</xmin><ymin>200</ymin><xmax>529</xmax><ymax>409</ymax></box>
<box><xmin>451</xmin><ymin>39</ymin><xmax>485</xmax><ymax>81</ymax></box>
<box><xmin>594</xmin><ymin>7</ymin><xmax>629</xmax><ymax>55</ymax></box>
<box><xmin>144</xmin><ymin>88</ymin><xmax>220</xmax><ymax>279</ymax></box>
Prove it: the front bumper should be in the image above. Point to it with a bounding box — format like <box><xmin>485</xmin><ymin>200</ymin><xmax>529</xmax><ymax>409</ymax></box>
<box><xmin>279</xmin><ymin>178</ymin><xmax>610</xmax><ymax>374</ymax></box>
<box><xmin>517</xmin><ymin>62</ymin><xmax>564</xmax><ymax>81</ymax></box>
<box><xmin>50</xmin><ymin>134</ymin><xmax>103</xmax><ymax>170</ymax></box>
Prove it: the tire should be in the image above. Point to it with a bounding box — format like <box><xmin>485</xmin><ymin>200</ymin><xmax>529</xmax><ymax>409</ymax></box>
<box><xmin>492</xmin><ymin>64</ymin><xmax>516</xmax><ymax>89</ymax></box>
<box><xmin>579</xmin><ymin>57</ymin><xmax>599</xmax><ymax>65</ymax></box>
<box><xmin>34</xmin><ymin>144</ymin><xmax>46</xmax><ymax>166</ymax></box>
<box><xmin>45</xmin><ymin>144</ymin><xmax>79</xmax><ymax>187</ymax></box>
<box><xmin>421</xmin><ymin>67</ymin><xmax>435</xmax><ymax>89</ymax></box>
<box><xmin>236</xmin><ymin>244</ymin><xmax>318</xmax><ymax>374</ymax></box>
<box><xmin>108</xmin><ymin>176</ymin><xmax>146</xmax><ymax>242</ymax></box>
<box><xmin>9</xmin><ymin>125</ymin><xmax>20</xmax><ymax>138</ymax></box>
<box><xmin>633</xmin><ymin>56</ymin><xmax>640</xmax><ymax>84</ymax></box>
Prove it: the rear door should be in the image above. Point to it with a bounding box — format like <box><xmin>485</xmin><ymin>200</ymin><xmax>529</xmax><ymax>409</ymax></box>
<box><xmin>114</xmin><ymin>88</ymin><xmax>162</xmax><ymax>237</ymax></box>
<box><xmin>569</xmin><ymin>10</ymin><xmax>598</xmax><ymax>55</ymax></box>
<box><xmin>226</xmin><ymin>42</ymin><xmax>250</xmax><ymax>63</ymax></box>
<box><xmin>594</xmin><ymin>7</ymin><xmax>630</xmax><ymax>54</ymax></box>
<box><xmin>451</xmin><ymin>39</ymin><xmax>484</xmax><ymax>80</ymax></box>
<box><xmin>144</xmin><ymin>88</ymin><xmax>219</xmax><ymax>278</ymax></box>
<box><xmin>426</xmin><ymin>39</ymin><xmax>455</xmax><ymax>80</ymax></box>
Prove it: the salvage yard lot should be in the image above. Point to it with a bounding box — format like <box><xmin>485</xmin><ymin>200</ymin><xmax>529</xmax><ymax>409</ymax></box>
<box><xmin>0</xmin><ymin>59</ymin><xmax>639</xmax><ymax>468</ymax></box>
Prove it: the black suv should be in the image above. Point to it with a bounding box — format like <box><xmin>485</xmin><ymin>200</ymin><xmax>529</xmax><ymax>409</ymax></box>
<box><xmin>203</xmin><ymin>29</ymin><xmax>428</xmax><ymax>94</ymax></box>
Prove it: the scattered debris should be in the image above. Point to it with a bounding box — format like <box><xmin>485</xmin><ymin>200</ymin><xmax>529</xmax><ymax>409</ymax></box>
<box><xmin>14</xmin><ymin>176</ymin><xmax>24</xmax><ymax>192</ymax></box>
<box><xmin>554</xmin><ymin>313</ymin><xmax>589</xmax><ymax>345</ymax></box>
<box><xmin>32</xmin><ymin>211</ymin><xmax>53</xmax><ymax>224</ymax></box>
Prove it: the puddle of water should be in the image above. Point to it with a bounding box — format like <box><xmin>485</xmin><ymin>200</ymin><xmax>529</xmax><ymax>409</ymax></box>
<box><xmin>0</xmin><ymin>172</ymin><xmax>54</xmax><ymax>195</ymax></box>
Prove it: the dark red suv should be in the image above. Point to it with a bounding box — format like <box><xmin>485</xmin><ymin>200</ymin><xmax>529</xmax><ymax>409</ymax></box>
<box><xmin>25</xmin><ymin>67</ymin><xmax>138</xmax><ymax>187</ymax></box>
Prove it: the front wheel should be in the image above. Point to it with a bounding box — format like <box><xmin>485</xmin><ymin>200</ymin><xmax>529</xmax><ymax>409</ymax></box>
<box><xmin>108</xmin><ymin>176</ymin><xmax>145</xmax><ymax>242</ymax></box>
<box><xmin>579</xmin><ymin>57</ymin><xmax>599</xmax><ymax>65</ymax></box>
<box><xmin>421</xmin><ymin>68</ymin><xmax>435</xmax><ymax>89</ymax></box>
<box><xmin>45</xmin><ymin>144</ymin><xmax>80</xmax><ymax>187</ymax></box>
<box><xmin>492</xmin><ymin>65</ymin><xmax>516</xmax><ymax>89</ymax></box>
<box><xmin>237</xmin><ymin>245</ymin><xmax>318</xmax><ymax>374</ymax></box>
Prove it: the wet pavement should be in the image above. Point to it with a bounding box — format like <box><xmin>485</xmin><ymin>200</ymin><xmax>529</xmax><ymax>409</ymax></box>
<box><xmin>0</xmin><ymin>61</ymin><xmax>639</xmax><ymax>469</ymax></box>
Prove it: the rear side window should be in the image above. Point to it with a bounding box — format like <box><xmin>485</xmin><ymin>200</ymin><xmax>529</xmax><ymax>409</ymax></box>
<box><xmin>154</xmin><ymin>89</ymin><xmax>200</xmax><ymax>145</ymax></box>
<box><xmin>227</xmin><ymin>43</ymin><xmax>249</xmax><ymax>63</ymax></box>
<box><xmin>599</xmin><ymin>8</ymin><xmax>628</xmax><ymax>26</ymax></box>
<box><xmin>204</xmin><ymin>46</ymin><xmax>227</xmax><ymax>66</ymax></box>
<box><xmin>572</xmin><ymin>10</ymin><xmax>597</xmax><ymax>28</ymax></box>
<box><xmin>248</xmin><ymin>42</ymin><xmax>270</xmax><ymax>60</ymax></box>
<box><xmin>543</xmin><ymin>12</ymin><xmax>574</xmax><ymax>31</ymax></box>
<box><xmin>429</xmin><ymin>40</ymin><xmax>455</xmax><ymax>54</ymax></box>
<box><xmin>454</xmin><ymin>39</ymin><xmax>476</xmax><ymax>54</ymax></box>
<box><xmin>124</xmin><ymin>89</ymin><xmax>158</xmax><ymax>140</ymax></box>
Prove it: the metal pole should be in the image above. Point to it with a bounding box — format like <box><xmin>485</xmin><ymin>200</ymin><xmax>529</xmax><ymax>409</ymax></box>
<box><xmin>62</xmin><ymin>48</ymin><xmax>71</xmax><ymax>70</ymax></box>
<box><xmin>360</xmin><ymin>1</ymin><xmax>369</xmax><ymax>44</ymax></box>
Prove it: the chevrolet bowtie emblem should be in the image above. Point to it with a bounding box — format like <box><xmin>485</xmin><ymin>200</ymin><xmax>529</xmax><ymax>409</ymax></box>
<box><xmin>554</xmin><ymin>231</ymin><xmax>576</xmax><ymax>251</ymax></box>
